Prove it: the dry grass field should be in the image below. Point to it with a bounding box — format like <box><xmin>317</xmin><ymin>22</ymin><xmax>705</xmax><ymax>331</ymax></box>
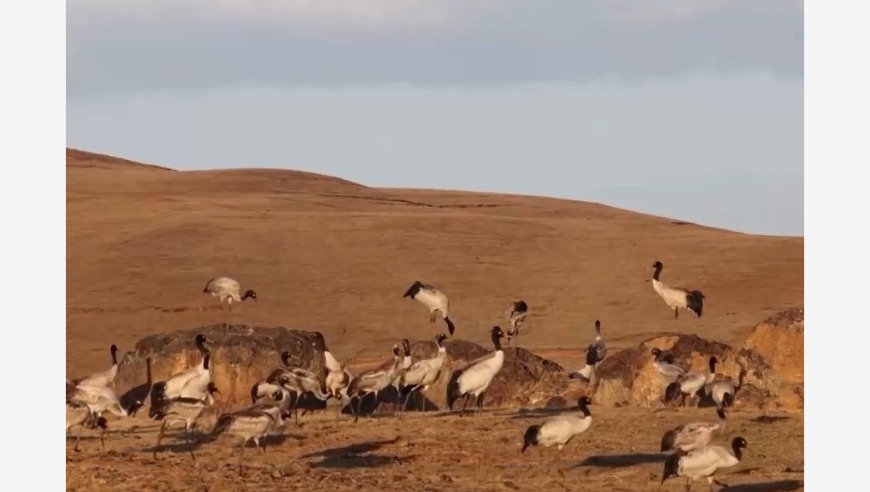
<box><xmin>66</xmin><ymin>406</ymin><xmax>803</xmax><ymax>492</ymax></box>
<box><xmin>66</xmin><ymin>148</ymin><xmax>804</xmax><ymax>490</ymax></box>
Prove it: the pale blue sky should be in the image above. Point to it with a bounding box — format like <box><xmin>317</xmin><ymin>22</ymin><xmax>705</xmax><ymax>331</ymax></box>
<box><xmin>66</xmin><ymin>0</ymin><xmax>804</xmax><ymax>236</ymax></box>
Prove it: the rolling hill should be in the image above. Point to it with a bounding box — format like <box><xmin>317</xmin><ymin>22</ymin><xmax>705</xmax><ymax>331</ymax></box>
<box><xmin>66</xmin><ymin>148</ymin><xmax>803</xmax><ymax>377</ymax></box>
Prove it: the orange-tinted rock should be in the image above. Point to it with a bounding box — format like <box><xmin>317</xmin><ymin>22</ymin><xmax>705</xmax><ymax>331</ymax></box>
<box><xmin>113</xmin><ymin>323</ymin><xmax>327</xmax><ymax>409</ymax></box>
<box><xmin>743</xmin><ymin>307</ymin><xmax>804</xmax><ymax>383</ymax></box>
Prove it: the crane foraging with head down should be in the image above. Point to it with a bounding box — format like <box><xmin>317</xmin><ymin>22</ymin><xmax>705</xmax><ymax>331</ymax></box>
<box><xmin>203</xmin><ymin>276</ymin><xmax>257</xmax><ymax>311</ymax></box>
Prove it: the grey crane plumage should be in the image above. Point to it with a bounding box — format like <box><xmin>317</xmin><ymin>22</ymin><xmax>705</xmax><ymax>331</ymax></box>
<box><xmin>650</xmin><ymin>348</ymin><xmax>688</xmax><ymax>381</ymax></box>
<box><xmin>398</xmin><ymin>333</ymin><xmax>449</xmax><ymax>413</ymax></box>
<box><xmin>568</xmin><ymin>320</ymin><xmax>607</xmax><ymax>383</ymax></box>
<box><xmin>664</xmin><ymin>356</ymin><xmax>719</xmax><ymax>407</ymax></box>
<box><xmin>271</xmin><ymin>358</ymin><xmax>332</xmax><ymax>426</ymax></box>
<box><xmin>347</xmin><ymin>344</ymin><xmax>403</xmax><ymax>422</ymax></box>
<box><xmin>66</xmin><ymin>399</ymin><xmax>108</xmax><ymax>452</ymax></box>
<box><xmin>389</xmin><ymin>339</ymin><xmax>413</xmax><ymax>415</ymax></box>
<box><xmin>403</xmin><ymin>280</ymin><xmax>456</xmax><ymax>336</ymax></box>
<box><xmin>505</xmin><ymin>300</ymin><xmax>529</xmax><ymax>346</ymax></box>
<box><xmin>203</xmin><ymin>276</ymin><xmax>257</xmax><ymax>311</ymax></box>
<box><xmin>150</xmin><ymin>382</ymin><xmax>220</xmax><ymax>460</ymax></box>
<box><xmin>68</xmin><ymin>381</ymin><xmax>143</xmax><ymax>421</ymax></box>
<box><xmin>660</xmin><ymin>407</ymin><xmax>727</xmax><ymax>453</ymax></box>
<box><xmin>209</xmin><ymin>403</ymin><xmax>292</xmax><ymax>476</ymax></box>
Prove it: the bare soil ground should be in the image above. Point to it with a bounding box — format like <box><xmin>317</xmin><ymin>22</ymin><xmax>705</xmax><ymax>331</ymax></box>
<box><xmin>66</xmin><ymin>405</ymin><xmax>804</xmax><ymax>492</ymax></box>
<box><xmin>66</xmin><ymin>148</ymin><xmax>804</xmax><ymax>490</ymax></box>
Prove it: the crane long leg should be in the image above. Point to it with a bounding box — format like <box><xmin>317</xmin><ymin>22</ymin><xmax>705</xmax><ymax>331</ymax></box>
<box><xmin>74</xmin><ymin>424</ymin><xmax>83</xmax><ymax>452</ymax></box>
<box><xmin>153</xmin><ymin>420</ymin><xmax>167</xmax><ymax>459</ymax></box>
<box><xmin>460</xmin><ymin>394</ymin><xmax>471</xmax><ymax>417</ymax></box>
<box><xmin>185</xmin><ymin>424</ymin><xmax>197</xmax><ymax>462</ymax></box>
<box><xmin>238</xmin><ymin>441</ymin><xmax>245</xmax><ymax>476</ymax></box>
<box><xmin>402</xmin><ymin>386</ymin><xmax>418</xmax><ymax>413</ymax></box>
<box><xmin>354</xmin><ymin>394</ymin><xmax>364</xmax><ymax>423</ymax></box>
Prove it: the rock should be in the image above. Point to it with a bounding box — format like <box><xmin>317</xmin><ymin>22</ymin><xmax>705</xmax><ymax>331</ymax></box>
<box><xmin>113</xmin><ymin>323</ymin><xmax>328</xmax><ymax>407</ymax></box>
<box><xmin>343</xmin><ymin>337</ymin><xmax>566</xmax><ymax>415</ymax></box>
<box><xmin>544</xmin><ymin>396</ymin><xmax>568</xmax><ymax>409</ymax></box>
<box><xmin>590</xmin><ymin>328</ymin><xmax>795</xmax><ymax>409</ymax></box>
<box><xmin>743</xmin><ymin>307</ymin><xmax>804</xmax><ymax>383</ymax></box>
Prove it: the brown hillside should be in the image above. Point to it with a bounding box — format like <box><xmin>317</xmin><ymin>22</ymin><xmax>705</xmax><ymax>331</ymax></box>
<box><xmin>66</xmin><ymin>148</ymin><xmax>804</xmax><ymax>379</ymax></box>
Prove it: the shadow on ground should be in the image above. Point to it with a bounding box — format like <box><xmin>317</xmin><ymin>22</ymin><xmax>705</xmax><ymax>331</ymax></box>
<box><xmin>300</xmin><ymin>437</ymin><xmax>410</xmax><ymax>469</ymax></box>
<box><xmin>143</xmin><ymin>430</ymin><xmax>297</xmax><ymax>458</ymax></box>
<box><xmin>576</xmin><ymin>452</ymin><xmax>668</xmax><ymax>468</ymax></box>
<box><xmin>339</xmin><ymin>386</ymin><xmax>439</xmax><ymax>417</ymax></box>
<box><xmin>507</xmin><ymin>407</ymin><xmax>572</xmax><ymax>420</ymax></box>
<box><xmin>751</xmin><ymin>415</ymin><xmax>791</xmax><ymax>424</ymax></box>
<box><xmin>722</xmin><ymin>479</ymin><xmax>804</xmax><ymax>491</ymax></box>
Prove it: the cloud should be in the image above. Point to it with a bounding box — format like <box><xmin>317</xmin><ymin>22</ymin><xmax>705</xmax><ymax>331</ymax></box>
<box><xmin>67</xmin><ymin>0</ymin><xmax>803</xmax><ymax>99</ymax></box>
<box><xmin>67</xmin><ymin>0</ymin><xmax>499</xmax><ymax>31</ymax></box>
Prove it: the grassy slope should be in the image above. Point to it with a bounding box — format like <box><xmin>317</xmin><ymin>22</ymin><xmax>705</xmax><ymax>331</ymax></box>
<box><xmin>66</xmin><ymin>149</ymin><xmax>803</xmax><ymax>376</ymax></box>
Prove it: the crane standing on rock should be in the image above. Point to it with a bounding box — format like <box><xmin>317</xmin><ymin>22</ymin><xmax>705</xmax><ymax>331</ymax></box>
<box><xmin>505</xmin><ymin>300</ymin><xmax>528</xmax><ymax>347</ymax></box>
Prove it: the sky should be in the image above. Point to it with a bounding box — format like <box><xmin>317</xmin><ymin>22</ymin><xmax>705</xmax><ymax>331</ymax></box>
<box><xmin>66</xmin><ymin>0</ymin><xmax>804</xmax><ymax>236</ymax></box>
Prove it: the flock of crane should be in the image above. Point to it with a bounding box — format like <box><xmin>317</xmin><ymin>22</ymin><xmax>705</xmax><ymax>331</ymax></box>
<box><xmin>67</xmin><ymin>260</ymin><xmax>752</xmax><ymax>489</ymax></box>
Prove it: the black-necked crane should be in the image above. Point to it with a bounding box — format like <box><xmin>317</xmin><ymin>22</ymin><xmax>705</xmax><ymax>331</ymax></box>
<box><xmin>660</xmin><ymin>407</ymin><xmax>727</xmax><ymax>453</ymax></box>
<box><xmin>521</xmin><ymin>396</ymin><xmax>593</xmax><ymax>453</ymax></box>
<box><xmin>150</xmin><ymin>382</ymin><xmax>220</xmax><ymax>461</ymax></box>
<box><xmin>402</xmin><ymin>280</ymin><xmax>456</xmax><ymax>336</ymax></box>
<box><xmin>203</xmin><ymin>276</ymin><xmax>257</xmax><ymax>311</ymax></box>
<box><xmin>664</xmin><ymin>357</ymin><xmax>719</xmax><ymax>407</ymax></box>
<box><xmin>346</xmin><ymin>344</ymin><xmax>404</xmax><ymax>422</ymax></box>
<box><xmin>398</xmin><ymin>333</ymin><xmax>449</xmax><ymax>413</ymax></box>
<box><xmin>661</xmin><ymin>436</ymin><xmax>747</xmax><ymax>490</ymax></box>
<box><xmin>72</xmin><ymin>344</ymin><xmax>120</xmax><ymax>389</ymax></box>
<box><xmin>568</xmin><ymin>320</ymin><xmax>607</xmax><ymax>383</ymax></box>
<box><xmin>446</xmin><ymin>326</ymin><xmax>505</xmax><ymax>416</ymax></box>
<box><xmin>209</xmin><ymin>402</ymin><xmax>292</xmax><ymax>476</ymax></box>
<box><xmin>505</xmin><ymin>300</ymin><xmax>528</xmax><ymax>346</ymax></box>
<box><xmin>651</xmin><ymin>261</ymin><xmax>705</xmax><ymax>321</ymax></box>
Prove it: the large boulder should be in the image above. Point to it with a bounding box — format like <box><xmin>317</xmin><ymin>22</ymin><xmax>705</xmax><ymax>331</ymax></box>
<box><xmin>342</xmin><ymin>338</ymin><xmax>567</xmax><ymax>415</ymax></box>
<box><xmin>113</xmin><ymin>323</ymin><xmax>327</xmax><ymax>409</ymax></box>
<box><xmin>741</xmin><ymin>307</ymin><xmax>804</xmax><ymax>409</ymax></box>
<box><xmin>587</xmin><ymin>332</ymin><xmax>791</xmax><ymax>410</ymax></box>
<box><xmin>743</xmin><ymin>307</ymin><xmax>804</xmax><ymax>383</ymax></box>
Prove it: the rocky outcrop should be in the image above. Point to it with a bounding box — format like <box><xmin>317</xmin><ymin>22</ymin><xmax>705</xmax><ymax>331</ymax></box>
<box><xmin>743</xmin><ymin>307</ymin><xmax>804</xmax><ymax>382</ymax></box>
<box><xmin>584</xmin><ymin>329</ymin><xmax>799</xmax><ymax>410</ymax></box>
<box><xmin>113</xmin><ymin>323</ymin><xmax>327</xmax><ymax>408</ymax></box>
<box><xmin>343</xmin><ymin>338</ymin><xmax>567</xmax><ymax>415</ymax></box>
<box><xmin>110</xmin><ymin>310</ymin><xmax>805</xmax><ymax>415</ymax></box>
<box><xmin>741</xmin><ymin>307</ymin><xmax>804</xmax><ymax>409</ymax></box>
